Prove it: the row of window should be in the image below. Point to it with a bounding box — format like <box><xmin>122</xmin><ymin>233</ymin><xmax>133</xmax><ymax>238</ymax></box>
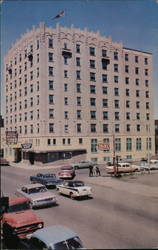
<box><xmin>7</xmin><ymin>122</ymin><xmax>151</xmax><ymax>135</ymax></box>
<box><xmin>6</xmin><ymin>96</ymin><xmax>39</xmax><ymax>112</ymax></box>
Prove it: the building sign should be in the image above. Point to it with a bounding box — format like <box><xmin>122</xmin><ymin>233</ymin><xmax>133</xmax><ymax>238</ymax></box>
<box><xmin>6</xmin><ymin>131</ymin><xmax>18</xmax><ymax>145</ymax></box>
<box><xmin>98</xmin><ymin>142</ymin><xmax>110</xmax><ymax>151</ymax></box>
<box><xmin>21</xmin><ymin>143</ymin><xmax>32</xmax><ymax>149</ymax></box>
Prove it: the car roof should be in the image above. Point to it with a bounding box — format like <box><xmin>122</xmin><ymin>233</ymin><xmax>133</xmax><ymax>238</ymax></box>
<box><xmin>32</xmin><ymin>225</ymin><xmax>78</xmax><ymax>246</ymax></box>
<box><xmin>22</xmin><ymin>183</ymin><xmax>45</xmax><ymax>189</ymax></box>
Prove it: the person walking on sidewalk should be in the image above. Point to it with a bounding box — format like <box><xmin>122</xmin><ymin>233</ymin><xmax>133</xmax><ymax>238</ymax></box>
<box><xmin>89</xmin><ymin>165</ymin><xmax>93</xmax><ymax>177</ymax></box>
<box><xmin>96</xmin><ymin>165</ymin><xmax>101</xmax><ymax>176</ymax></box>
<box><xmin>93</xmin><ymin>165</ymin><xmax>97</xmax><ymax>176</ymax></box>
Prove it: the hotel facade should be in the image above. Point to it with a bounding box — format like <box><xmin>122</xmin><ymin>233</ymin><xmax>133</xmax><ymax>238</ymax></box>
<box><xmin>4</xmin><ymin>23</ymin><xmax>155</xmax><ymax>164</ymax></box>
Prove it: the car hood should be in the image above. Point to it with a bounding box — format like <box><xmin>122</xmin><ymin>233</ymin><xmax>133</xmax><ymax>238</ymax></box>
<box><xmin>29</xmin><ymin>191</ymin><xmax>55</xmax><ymax>201</ymax></box>
<box><xmin>3</xmin><ymin>210</ymin><xmax>42</xmax><ymax>228</ymax></box>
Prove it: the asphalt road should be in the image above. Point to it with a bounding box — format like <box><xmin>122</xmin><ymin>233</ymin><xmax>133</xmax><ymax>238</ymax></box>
<box><xmin>1</xmin><ymin>165</ymin><xmax>158</xmax><ymax>249</ymax></box>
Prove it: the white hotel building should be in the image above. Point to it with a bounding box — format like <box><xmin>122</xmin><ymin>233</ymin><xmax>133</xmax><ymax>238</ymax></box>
<box><xmin>4</xmin><ymin>23</ymin><xmax>155</xmax><ymax>164</ymax></box>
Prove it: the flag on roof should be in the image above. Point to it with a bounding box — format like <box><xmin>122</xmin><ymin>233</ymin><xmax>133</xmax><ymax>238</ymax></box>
<box><xmin>52</xmin><ymin>11</ymin><xmax>65</xmax><ymax>20</ymax></box>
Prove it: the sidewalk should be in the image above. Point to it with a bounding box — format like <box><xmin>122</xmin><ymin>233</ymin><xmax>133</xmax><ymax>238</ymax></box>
<box><xmin>10</xmin><ymin>162</ymin><xmax>62</xmax><ymax>170</ymax></box>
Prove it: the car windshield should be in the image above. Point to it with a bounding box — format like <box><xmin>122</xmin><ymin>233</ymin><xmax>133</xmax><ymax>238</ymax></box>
<box><xmin>7</xmin><ymin>202</ymin><xmax>30</xmax><ymax>213</ymax></box>
<box><xmin>54</xmin><ymin>236</ymin><xmax>83</xmax><ymax>249</ymax></box>
<box><xmin>73</xmin><ymin>182</ymin><xmax>84</xmax><ymax>187</ymax></box>
<box><xmin>28</xmin><ymin>187</ymin><xmax>47</xmax><ymax>194</ymax></box>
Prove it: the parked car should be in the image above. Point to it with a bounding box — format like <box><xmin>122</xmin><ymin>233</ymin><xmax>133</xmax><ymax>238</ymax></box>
<box><xmin>57</xmin><ymin>180</ymin><xmax>92</xmax><ymax>199</ymax></box>
<box><xmin>18</xmin><ymin>225</ymin><xmax>84</xmax><ymax>249</ymax></box>
<box><xmin>58</xmin><ymin>166</ymin><xmax>76</xmax><ymax>180</ymax></box>
<box><xmin>30</xmin><ymin>173</ymin><xmax>63</xmax><ymax>187</ymax></box>
<box><xmin>0</xmin><ymin>158</ymin><xmax>9</xmax><ymax>166</ymax></box>
<box><xmin>1</xmin><ymin>196</ymin><xmax>43</xmax><ymax>242</ymax></box>
<box><xmin>15</xmin><ymin>183</ymin><xmax>57</xmax><ymax>208</ymax></box>
<box><xmin>106</xmin><ymin>162</ymin><xmax>138</xmax><ymax>174</ymax></box>
<box><xmin>72</xmin><ymin>161</ymin><xmax>94</xmax><ymax>169</ymax></box>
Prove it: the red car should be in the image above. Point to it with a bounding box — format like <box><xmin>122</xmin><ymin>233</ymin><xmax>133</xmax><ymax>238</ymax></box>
<box><xmin>58</xmin><ymin>166</ymin><xmax>76</xmax><ymax>180</ymax></box>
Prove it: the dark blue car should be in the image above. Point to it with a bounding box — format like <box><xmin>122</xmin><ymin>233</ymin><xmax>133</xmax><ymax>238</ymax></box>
<box><xmin>30</xmin><ymin>173</ymin><xmax>63</xmax><ymax>188</ymax></box>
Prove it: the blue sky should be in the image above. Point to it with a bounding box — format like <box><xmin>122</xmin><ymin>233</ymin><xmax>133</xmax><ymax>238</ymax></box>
<box><xmin>1</xmin><ymin>0</ymin><xmax>158</xmax><ymax>118</ymax></box>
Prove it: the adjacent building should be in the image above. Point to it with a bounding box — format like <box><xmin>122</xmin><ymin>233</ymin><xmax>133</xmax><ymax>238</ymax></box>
<box><xmin>4</xmin><ymin>23</ymin><xmax>155</xmax><ymax>164</ymax></box>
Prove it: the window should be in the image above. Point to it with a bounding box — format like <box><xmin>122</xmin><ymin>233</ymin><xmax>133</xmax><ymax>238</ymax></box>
<box><xmin>37</xmin><ymin>40</ymin><xmax>39</xmax><ymax>49</ymax></box>
<box><xmin>64</xmin><ymin>70</ymin><xmax>68</xmax><ymax>78</ymax></box>
<box><xmin>79</xmin><ymin>138</ymin><xmax>83</xmax><ymax>144</ymax></box>
<box><xmin>76</xmin><ymin>57</ymin><xmax>80</xmax><ymax>66</ymax></box>
<box><xmin>136</xmin><ymin>78</ymin><xmax>139</xmax><ymax>86</ymax></box>
<box><xmin>144</xmin><ymin>58</ymin><xmax>148</xmax><ymax>65</ymax></box>
<box><xmin>64</xmin><ymin>57</ymin><xmax>68</xmax><ymax>65</ymax></box>
<box><xmin>115</xmin><ymin>112</ymin><xmax>119</xmax><ymax>120</ymax></box>
<box><xmin>102</xmin><ymin>74</ymin><xmax>107</xmax><ymax>83</ymax></box>
<box><xmin>114</xmin><ymin>64</ymin><xmax>118</xmax><ymax>72</ymax></box>
<box><xmin>49</xmin><ymin>109</ymin><xmax>54</xmax><ymax>119</ymax></box>
<box><xmin>90</xmin><ymin>98</ymin><xmax>96</xmax><ymax>106</ymax></box>
<box><xmin>136</xmin><ymin>113</ymin><xmax>140</xmax><ymax>120</ymax></box>
<box><xmin>91</xmin><ymin>139</ymin><xmax>97</xmax><ymax>153</ymax></box>
<box><xmin>146</xmin><ymin>91</ymin><xmax>149</xmax><ymax>98</ymax></box>
<box><xmin>90</xmin><ymin>60</ymin><xmax>95</xmax><ymax>69</ymax></box>
<box><xmin>49</xmin><ymin>95</ymin><xmax>54</xmax><ymax>104</ymax></box>
<box><xmin>37</xmin><ymin>95</ymin><xmax>39</xmax><ymax>105</ymax></box>
<box><xmin>126</xmin><ymin>112</ymin><xmax>130</xmax><ymax>120</ymax></box>
<box><xmin>49</xmin><ymin>67</ymin><xmax>53</xmax><ymax>76</ymax></box>
<box><xmin>114</xmin><ymin>76</ymin><xmax>119</xmax><ymax>83</ymax></box>
<box><xmin>115</xmin><ymin>124</ymin><xmax>120</xmax><ymax>133</ymax></box>
<box><xmin>48</xmin><ymin>53</ymin><xmax>53</xmax><ymax>62</ymax></box>
<box><xmin>91</xmin><ymin>124</ymin><xmax>96</xmax><ymax>132</ymax></box>
<box><xmin>136</xmin><ymin>138</ymin><xmax>141</xmax><ymax>151</ymax></box>
<box><xmin>77</xmin><ymin>110</ymin><xmax>81</xmax><ymax>119</ymax></box>
<box><xmin>126</xmin><ymin>124</ymin><xmax>131</xmax><ymax>132</ymax></box>
<box><xmin>37</xmin><ymin>68</ymin><xmax>39</xmax><ymax>77</ymax></box>
<box><xmin>64</xmin><ymin>83</ymin><xmax>68</xmax><ymax>92</ymax></box>
<box><xmin>90</xmin><ymin>111</ymin><xmax>96</xmax><ymax>119</ymax></box>
<box><xmin>146</xmin><ymin>137</ymin><xmax>152</xmax><ymax>150</ymax></box>
<box><xmin>24</xmin><ymin>112</ymin><xmax>27</xmax><ymax>121</ymax></box>
<box><xmin>102</xmin><ymin>99</ymin><xmax>108</xmax><ymax>108</ymax></box>
<box><xmin>30</xmin><ymin>111</ymin><xmax>33</xmax><ymax>120</ymax></box>
<box><xmin>136</xmin><ymin>101</ymin><xmax>140</xmax><ymax>109</ymax></box>
<box><xmin>114</xmin><ymin>100</ymin><xmax>120</xmax><ymax>108</ymax></box>
<box><xmin>114</xmin><ymin>51</ymin><xmax>118</xmax><ymax>60</ymax></box>
<box><xmin>125</xmin><ymin>54</ymin><xmax>128</xmax><ymax>61</ymax></box>
<box><xmin>49</xmin><ymin>81</ymin><xmax>54</xmax><ymax>90</ymax></box>
<box><xmin>49</xmin><ymin>123</ymin><xmax>54</xmax><ymax>133</ymax></box>
<box><xmin>103</xmin><ymin>111</ymin><xmax>108</xmax><ymax>120</ymax></box>
<box><xmin>64</xmin><ymin>42</ymin><xmax>67</xmax><ymax>49</ymax></box>
<box><xmin>102</xmin><ymin>86</ymin><xmax>108</xmax><ymax>95</ymax></box>
<box><xmin>37</xmin><ymin>109</ymin><xmax>39</xmax><ymax>119</ymax></box>
<box><xmin>30</xmin><ymin>84</ymin><xmax>33</xmax><ymax>93</ymax></box>
<box><xmin>102</xmin><ymin>49</ymin><xmax>107</xmax><ymax>57</ymax></box>
<box><xmin>30</xmin><ymin>97</ymin><xmax>33</xmax><ymax>107</ymax></box>
<box><xmin>125</xmin><ymin>65</ymin><xmax>129</xmax><ymax>73</ymax></box>
<box><xmin>90</xmin><ymin>85</ymin><xmax>96</xmax><ymax>94</ymax></box>
<box><xmin>76</xmin><ymin>44</ymin><xmax>80</xmax><ymax>53</ymax></box>
<box><xmin>126</xmin><ymin>138</ymin><xmax>132</xmax><ymax>151</ymax></box>
<box><xmin>135</xmin><ymin>67</ymin><xmax>139</xmax><ymax>74</ymax></box>
<box><xmin>76</xmin><ymin>71</ymin><xmax>81</xmax><ymax>80</ymax></box>
<box><xmin>77</xmin><ymin>123</ymin><xmax>81</xmax><ymax>133</ymax></box>
<box><xmin>136</xmin><ymin>90</ymin><xmax>140</xmax><ymax>97</ymax></box>
<box><xmin>64</xmin><ymin>124</ymin><xmax>68</xmax><ymax>133</ymax></box>
<box><xmin>90</xmin><ymin>72</ymin><xmax>96</xmax><ymax>81</ymax></box>
<box><xmin>77</xmin><ymin>97</ymin><xmax>81</xmax><ymax>106</ymax></box>
<box><xmin>114</xmin><ymin>88</ymin><xmax>119</xmax><ymax>96</ymax></box>
<box><xmin>103</xmin><ymin>124</ymin><xmax>108</xmax><ymax>133</ymax></box>
<box><xmin>30</xmin><ymin>124</ymin><xmax>33</xmax><ymax>134</ymax></box>
<box><xmin>24</xmin><ymin>87</ymin><xmax>27</xmax><ymax>96</ymax></box>
<box><xmin>115</xmin><ymin>138</ymin><xmax>121</xmax><ymax>151</ymax></box>
<box><xmin>137</xmin><ymin>124</ymin><xmax>141</xmax><ymax>132</ymax></box>
<box><xmin>24</xmin><ymin>100</ymin><xmax>27</xmax><ymax>109</ymax></box>
<box><xmin>146</xmin><ymin>102</ymin><xmax>149</xmax><ymax>109</ymax></box>
<box><xmin>126</xmin><ymin>89</ymin><xmax>130</xmax><ymax>96</ymax></box>
<box><xmin>146</xmin><ymin>113</ymin><xmax>150</xmax><ymax>120</ymax></box>
<box><xmin>145</xmin><ymin>69</ymin><xmax>148</xmax><ymax>76</ymax></box>
<box><xmin>76</xmin><ymin>83</ymin><xmax>81</xmax><ymax>93</ymax></box>
<box><xmin>145</xmin><ymin>80</ymin><xmax>149</xmax><ymax>87</ymax></box>
<box><xmin>135</xmin><ymin>56</ymin><xmax>139</xmax><ymax>63</ymax></box>
<box><xmin>48</xmin><ymin>39</ymin><xmax>53</xmax><ymax>48</ymax></box>
<box><xmin>24</xmin><ymin>125</ymin><xmax>27</xmax><ymax>134</ymax></box>
<box><xmin>64</xmin><ymin>97</ymin><xmax>68</xmax><ymax>105</ymax></box>
<box><xmin>64</xmin><ymin>111</ymin><xmax>68</xmax><ymax>119</ymax></box>
<box><xmin>125</xmin><ymin>77</ymin><xmax>129</xmax><ymax>85</ymax></box>
<box><xmin>89</xmin><ymin>47</ymin><xmax>95</xmax><ymax>56</ymax></box>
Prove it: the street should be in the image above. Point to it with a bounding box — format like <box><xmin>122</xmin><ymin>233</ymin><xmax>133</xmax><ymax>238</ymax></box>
<box><xmin>1</xmin><ymin>165</ymin><xmax>158</xmax><ymax>249</ymax></box>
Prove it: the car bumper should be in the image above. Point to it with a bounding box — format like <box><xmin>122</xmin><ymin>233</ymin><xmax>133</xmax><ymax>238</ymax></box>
<box><xmin>32</xmin><ymin>198</ymin><xmax>57</xmax><ymax>208</ymax></box>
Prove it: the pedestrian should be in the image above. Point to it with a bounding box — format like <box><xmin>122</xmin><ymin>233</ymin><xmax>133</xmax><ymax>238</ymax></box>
<box><xmin>93</xmin><ymin>165</ymin><xmax>97</xmax><ymax>177</ymax></box>
<box><xmin>96</xmin><ymin>166</ymin><xmax>101</xmax><ymax>176</ymax></box>
<box><xmin>89</xmin><ymin>165</ymin><xmax>93</xmax><ymax>177</ymax></box>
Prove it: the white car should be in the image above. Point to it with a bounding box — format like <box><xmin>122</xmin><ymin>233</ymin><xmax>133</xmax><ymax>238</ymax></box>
<box><xmin>15</xmin><ymin>183</ymin><xmax>57</xmax><ymax>208</ymax></box>
<box><xmin>72</xmin><ymin>161</ymin><xmax>94</xmax><ymax>169</ymax></box>
<box><xmin>57</xmin><ymin>180</ymin><xmax>92</xmax><ymax>199</ymax></box>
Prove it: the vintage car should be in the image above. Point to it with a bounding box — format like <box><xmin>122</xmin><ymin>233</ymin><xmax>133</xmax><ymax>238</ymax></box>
<box><xmin>72</xmin><ymin>160</ymin><xmax>94</xmax><ymax>169</ymax></box>
<box><xmin>18</xmin><ymin>225</ymin><xmax>84</xmax><ymax>249</ymax></box>
<box><xmin>15</xmin><ymin>183</ymin><xmax>57</xmax><ymax>208</ymax></box>
<box><xmin>106</xmin><ymin>162</ymin><xmax>138</xmax><ymax>174</ymax></box>
<box><xmin>58</xmin><ymin>166</ymin><xmax>76</xmax><ymax>180</ymax></box>
<box><xmin>57</xmin><ymin>180</ymin><xmax>92</xmax><ymax>199</ymax></box>
<box><xmin>30</xmin><ymin>173</ymin><xmax>62</xmax><ymax>187</ymax></box>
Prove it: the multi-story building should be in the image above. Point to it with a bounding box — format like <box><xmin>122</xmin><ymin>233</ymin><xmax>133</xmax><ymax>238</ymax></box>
<box><xmin>155</xmin><ymin>120</ymin><xmax>158</xmax><ymax>155</ymax></box>
<box><xmin>4</xmin><ymin>22</ymin><xmax>155</xmax><ymax>164</ymax></box>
